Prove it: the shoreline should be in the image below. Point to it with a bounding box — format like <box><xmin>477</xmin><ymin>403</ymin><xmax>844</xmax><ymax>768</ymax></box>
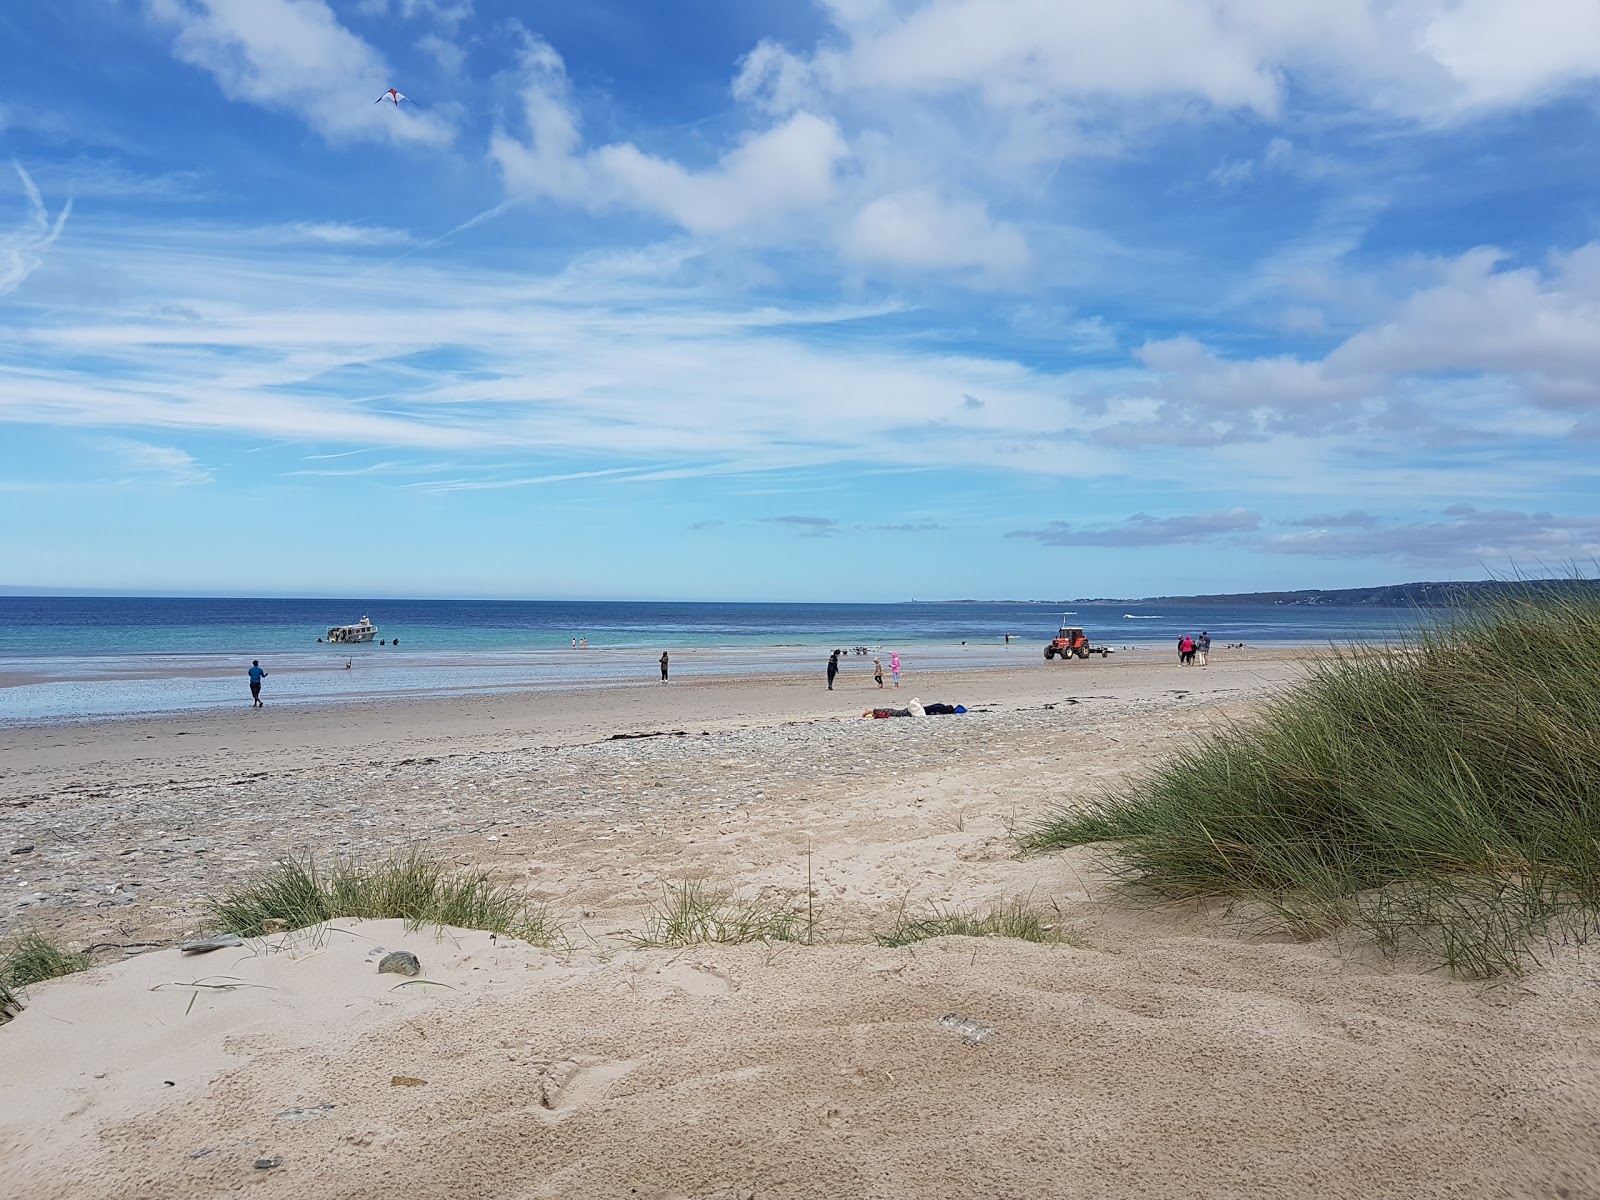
<box><xmin>0</xmin><ymin>640</ymin><xmax>1345</xmax><ymax>727</ymax></box>
<box><xmin>0</xmin><ymin>646</ymin><xmax>1311</xmax><ymax>789</ymax></box>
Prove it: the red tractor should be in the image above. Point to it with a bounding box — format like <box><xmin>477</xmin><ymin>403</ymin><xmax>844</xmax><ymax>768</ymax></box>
<box><xmin>1044</xmin><ymin>626</ymin><xmax>1111</xmax><ymax>661</ymax></box>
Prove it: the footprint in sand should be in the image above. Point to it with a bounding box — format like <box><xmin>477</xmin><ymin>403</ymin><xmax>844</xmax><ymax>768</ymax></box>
<box><xmin>533</xmin><ymin>1057</ymin><xmax>638</xmax><ymax>1117</ymax></box>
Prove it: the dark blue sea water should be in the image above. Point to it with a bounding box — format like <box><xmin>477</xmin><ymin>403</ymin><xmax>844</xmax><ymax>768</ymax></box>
<box><xmin>0</xmin><ymin>596</ymin><xmax>1420</xmax><ymax>724</ymax></box>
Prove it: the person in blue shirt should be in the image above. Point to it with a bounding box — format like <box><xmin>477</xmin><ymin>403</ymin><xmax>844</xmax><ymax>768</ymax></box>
<box><xmin>248</xmin><ymin>660</ymin><xmax>267</xmax><ymax>707</ymax></box>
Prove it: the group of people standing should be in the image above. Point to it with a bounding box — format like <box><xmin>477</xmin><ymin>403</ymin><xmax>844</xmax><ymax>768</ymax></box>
<box><xmin>829</xmin><ymin>649</ymin><xmax>899</xmax><ymax>690</ymax></box>
<box><xmin>1178</xmin><ymin>631</ymin><xmax>1212</xmax><ymax>666</ymax></box>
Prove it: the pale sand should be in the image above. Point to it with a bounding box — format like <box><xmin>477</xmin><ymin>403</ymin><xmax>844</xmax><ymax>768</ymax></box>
<box><xmin>3</xmin><ymin>648</ymin><xmax>1599</xmax><ymax>1198</ymax></box>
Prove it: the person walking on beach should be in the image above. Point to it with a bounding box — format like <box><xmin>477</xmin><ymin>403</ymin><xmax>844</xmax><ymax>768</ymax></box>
<box><xmin>873</xmin><ymin>657</ymin><xmax>883</xmax><ymax>688</ymax></box>
<box><xmin>248</xmin><ymin>660</ymin><xmax>267</xmax><ymax>707</ymax></box>
<box><xmin>1197</xmin><ymin>631</ymin><xmax>1211</xmax><ymax>667</ymax></box>
<box><xmin>827</xmin><ymin>649</ymin><xmax>839</xmax><ymax>690</ymax></box>
<box><xmin>890</xmin><ymin>651</ymin><xmax>900</xmax><ymax>688</ymax></box>
<box><xmin>1178</xmin><ymin>634</ymin><xmax>1195</xmax><ymax>665</ymax></box>
<box><xmin>660</xmin><ymin>651</ymin><xmax>669</xmax><ymax>682</ymax></box>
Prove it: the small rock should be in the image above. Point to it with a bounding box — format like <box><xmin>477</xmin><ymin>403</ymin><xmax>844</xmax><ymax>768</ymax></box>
<box><xmin>377</xmin><ymin>951</ymin><xmax>420</xmax><ymax>977</ymax></box>
<box><xmin>179</xmin><ymin>934</ymin><xmax>243</xmax><ymax>955</ymax></box>
<box><xmin>390</xmin><ymin>1075</ymin><xmax>427</xmax><ymax>1087</ymax></box>
<box><xmin>254</xmin><ymin>1157</ymin><xmax>282</xmax><ymax>1170</ymax></box>
<box><xmin>9</xmin><ymin>845</ymin><xmax>32</xmax><ymax>855</ymax></box>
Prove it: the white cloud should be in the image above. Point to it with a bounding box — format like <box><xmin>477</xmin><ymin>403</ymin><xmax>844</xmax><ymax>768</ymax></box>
<box><xmin>492</xmin><ymin>38</ymin><xmax>848</xmax><ymax>237</ymax></box>
<box><xmin>3</xmin><ymin>220</ymin><xmax>1598</xmax><ymax>516</ymax></box>
<box><xmin>1264</xmin><ymin>506</ymin><xmax>1600</xmax><ymax>565</ymax></box>
<box><xmin>0</xmin><ymin>163</ymin><xmax>71</xmax><ymax>296</ymax></box>
<box><xmin>1420</xmin><ymin>0</ymin><xmax>1600</xmax><ymax>111</ymax></box>
<box><xmin>841</xmin><ymin>190</ymin><xmax>1028</xmax><ymax>281</ymax></box>
<box><xmin>102</xmin><ymin>438</ymin><xmax>212</xmax><ymax>485</ymax></box>
<box><xmin>1010</xmin><ymin>508</ymin><xmax>1262</xmax><ymax>547</ymax></box>
<box><xmin>276</xmin><ymin>222</ymin><xmax>414</xmax><ymax>246</ymax></box>
<box><xmin>356</xmin><ymin>0</ymin><xmax>472</xmax><ymax>26</ymax></box>
<box><xmin>146</xmin><ymin>0</ymin><xmax>453</xmax><ymax>146</ymax></box>
<box><xmin>764</xmin><ymin>1</ymin><xmax>1600</xmax><ymax>128</ymax></box>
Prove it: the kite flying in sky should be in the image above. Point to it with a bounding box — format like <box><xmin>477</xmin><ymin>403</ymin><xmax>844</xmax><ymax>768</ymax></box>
<box><xmin>374</xmin><ymin>89</ymin><xmax>414</xmax><ymax>106</ymax></box>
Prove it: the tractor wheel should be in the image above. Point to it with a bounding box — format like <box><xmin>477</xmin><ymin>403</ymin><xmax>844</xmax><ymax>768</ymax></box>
<box><xmin>1043</xmin><ymin>646</ymin><xmax>1055</xmax><ymax>660</ymax></box>
<box><xmin>1075</xmin><ymin>648</ymin><xmax>1090</xmax><ymax>659</ymax></box>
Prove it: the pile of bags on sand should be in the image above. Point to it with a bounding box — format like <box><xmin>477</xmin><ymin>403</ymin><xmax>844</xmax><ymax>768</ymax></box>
<box><xmin>863</xmin><ymin>698</ymin><xmax>967</xmax><ymax>718</ymax></box>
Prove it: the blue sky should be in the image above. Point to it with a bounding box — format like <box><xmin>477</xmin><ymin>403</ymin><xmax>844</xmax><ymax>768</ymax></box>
<box><xmin>3</xmin><ymin>0</ymin><xmax>1600</xmax><ymax>601</ymax></box>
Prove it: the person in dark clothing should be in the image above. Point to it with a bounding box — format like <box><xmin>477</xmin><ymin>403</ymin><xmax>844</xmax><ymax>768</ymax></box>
<box><xmin>248</xmin><ymin>660</ymin><xmax>267</xmax><ymax>707</ymax></box>
<box><xmin>660</xmin><ymin>651</ymin><xmax>669</xmax><ymax>682</ymax></box>
<box><xmin>827</xmin><ymin>650</ymin><xmax>839</xmax><ymax>690</ymax></box>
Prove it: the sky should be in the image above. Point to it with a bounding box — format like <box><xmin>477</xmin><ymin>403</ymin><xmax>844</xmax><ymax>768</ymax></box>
<box><xmin>3</xmin><ymin>0</ymin><xmax>1600</xmax><ymax>602</ymax></box>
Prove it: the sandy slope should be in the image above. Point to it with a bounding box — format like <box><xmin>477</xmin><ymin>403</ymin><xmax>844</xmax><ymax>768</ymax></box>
<box><xmin>3</xmin><ymin>649</ymin><xmax>1599</xmax><ymax>1197</ymax></box>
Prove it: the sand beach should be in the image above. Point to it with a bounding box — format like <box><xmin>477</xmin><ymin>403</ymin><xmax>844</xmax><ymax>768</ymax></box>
<box><xmin>3</xmin><ymin>646</ymin><xmax>1598</xmax><ymax>1198</ymax></box>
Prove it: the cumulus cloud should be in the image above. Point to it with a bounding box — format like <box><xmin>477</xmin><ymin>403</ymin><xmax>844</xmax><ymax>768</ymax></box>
<box><xmin>146</xmin><ymin>0</ymin><xmax>453</xmax><ymax>145</ymax></box>
<box><xmin>841</xmin><ymin>190</ymin><xmax>1028</xmax><ymax>281</ymax></box>
<box><xmin>1009</xmin><ymin>508</ymin><xmax>1261</xmax><ymax>547</ymax></box>
<box><xmin>473</xmin><ymin>2</ymin><xmax>1600</xmax><ymax>292</ymax></box>
<box><xmin>491</xmin><ymin>38</ymin><xmax>848</xmax><ymax>237</ymax></box>
<box><xmin>1088</xmin><ymin>243</ymin><xmax>1600</xmax><ymax>447</ymax></box>
<box><xmin>0</xmin><ymin>163</ymin><xmax>71</xmax><ymax>296</ymax></box>
<box><xmin>1265</xmin><ymin>506</ymin><xmax>1600</xmax><ymax>564</ymax></box>
<box><xmin>1420</xmin><ymin>0</ymin><xmax>1600</xmax><ymax>111</ymax></box>
<box><xmin>792</xmin><ymin>0</ymin><xmax>1600</xmax><ymax>121</ymax></box>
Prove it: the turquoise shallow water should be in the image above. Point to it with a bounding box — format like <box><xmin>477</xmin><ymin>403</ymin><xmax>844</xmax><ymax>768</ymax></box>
<box><xmin>0</xmin><ymin>596</ymin><xmax>1418</xmax><ymax>724</ymax></box>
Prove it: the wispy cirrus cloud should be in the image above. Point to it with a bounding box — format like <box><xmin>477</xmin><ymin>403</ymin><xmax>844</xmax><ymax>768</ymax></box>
<box><xmin>102</xmin><ymin>438</ymin><xmax>212</xmax><ymax>485</ymax></box>
<box><xmin>1</xmin><ymin>163</ymin><xmax>71</xmax><ymax>296</ymax></box>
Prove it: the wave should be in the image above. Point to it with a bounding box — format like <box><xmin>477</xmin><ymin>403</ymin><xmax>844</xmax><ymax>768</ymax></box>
<box><xmin>1123</xmin><ymin>614</ymin><xmax>1163</xmax><ymax>619</ymax></box>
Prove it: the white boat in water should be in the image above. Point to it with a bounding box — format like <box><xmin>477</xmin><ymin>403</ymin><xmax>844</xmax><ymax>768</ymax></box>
<box><xmin>326</xmin><ymin>615</ymin><xmax>377</xmax><ymax>644</ymax></box>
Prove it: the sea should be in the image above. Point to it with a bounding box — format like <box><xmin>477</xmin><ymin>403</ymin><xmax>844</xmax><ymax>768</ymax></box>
<box><xmin>0</xmin><ymin>596</ymin><xmax>1422</xmax><ymax>725</ymax></box>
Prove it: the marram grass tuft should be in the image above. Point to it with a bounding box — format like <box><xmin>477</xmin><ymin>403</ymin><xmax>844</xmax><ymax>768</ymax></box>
<box><xmin>1024</xmin><ymin>587</ymin><xmax>1600</xmax><ymax>976</ymax></box>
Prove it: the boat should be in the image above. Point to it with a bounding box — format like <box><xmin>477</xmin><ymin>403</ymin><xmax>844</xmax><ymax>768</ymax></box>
<box><xmin>325</xmin><ymin>615</ymin><xmax>377</xmax><ymax>644</ymax></box>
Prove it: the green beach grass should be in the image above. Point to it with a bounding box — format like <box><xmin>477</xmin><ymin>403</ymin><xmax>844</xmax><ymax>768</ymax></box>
<box><xmin>1023</xmin><ymin>588</ymin><xmax>1600</xmax><ymax>976</ymax></box>
<box><xmin>626</xmin><ymin>880</ymin><xmax>814</xmax><ymax>948</ymax></box>
<box><xmin>874</xmin><ymin>896</ymin><xmax>1074</xmax><ymax>948</ymax></box>
<box><xmin>0</xmin><ymin>932</ymin><xmax>89</xmax><ymax>1022</ymax></box>
<box><xmin>209</xmin><ymin>849</ymin><xmax>554</xmax><ymax>945</ymax></box>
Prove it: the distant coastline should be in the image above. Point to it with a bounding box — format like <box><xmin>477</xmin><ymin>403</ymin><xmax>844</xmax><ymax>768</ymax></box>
<box><xmin>1082</xmin><ymin>579</ymin><xmax>1600</xmax><ymax>608</ymax></box>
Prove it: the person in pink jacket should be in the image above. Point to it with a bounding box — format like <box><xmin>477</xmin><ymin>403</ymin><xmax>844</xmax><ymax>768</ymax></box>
<box><xmin>890</xmin><ymin>651</ymin><xmax>901</xmax><ymax>688</ymax></box>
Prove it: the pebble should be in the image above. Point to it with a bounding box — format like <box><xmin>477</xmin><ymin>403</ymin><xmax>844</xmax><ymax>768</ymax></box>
<box><xmin>377</xmin><ymin>951</ymin><xmax>421</xmax><ymax>977</ymax></box>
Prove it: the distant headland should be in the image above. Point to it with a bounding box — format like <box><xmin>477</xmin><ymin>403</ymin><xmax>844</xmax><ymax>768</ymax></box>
<box><xmin>1078</xmin><ymin>578</ymin><xmax>1600</xmax><ymax>607</ymax></box>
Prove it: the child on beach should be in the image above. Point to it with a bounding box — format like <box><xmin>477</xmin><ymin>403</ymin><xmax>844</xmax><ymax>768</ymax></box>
<box><xmin>890</xmin><ymin>651</ymin><xmax>900</xmax><ymax>688</ymax></box>
<box><xmin>873</xmin><ymin>658</ymin><xmax>883</xmax><ymax>688</ymax></box>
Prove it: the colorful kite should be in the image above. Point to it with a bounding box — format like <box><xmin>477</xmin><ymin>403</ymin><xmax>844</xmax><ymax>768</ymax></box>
<box><xmin>374</xmin><ymin>89</ymin><xmax>415</xmax><ymax>106</ymax></box>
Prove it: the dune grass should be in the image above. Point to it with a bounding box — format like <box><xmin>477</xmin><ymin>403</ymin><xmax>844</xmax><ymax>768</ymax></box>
<box><xmin>208</xmin><ymin>849</ymin><xmax>554</xmax><ymax>945</ymax></box>
<box><xmin>1023</xmin><ymin>587</ymin><xmax>1600</xmax><ymax>976</ymax></box>
<box><xmin>0</xmin><ymin>933</ymin><xmax>90</xmax><ymax>1022</ymax></box>
<box><xmin>626</xmin><ymin>881</ymin><xmax>814</xmax><ymax>948</ymax></box>
<box><xmin>874</xmin><ymin>897</ymin><xmax>1075</xmax><ymax>948</ymax></box>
